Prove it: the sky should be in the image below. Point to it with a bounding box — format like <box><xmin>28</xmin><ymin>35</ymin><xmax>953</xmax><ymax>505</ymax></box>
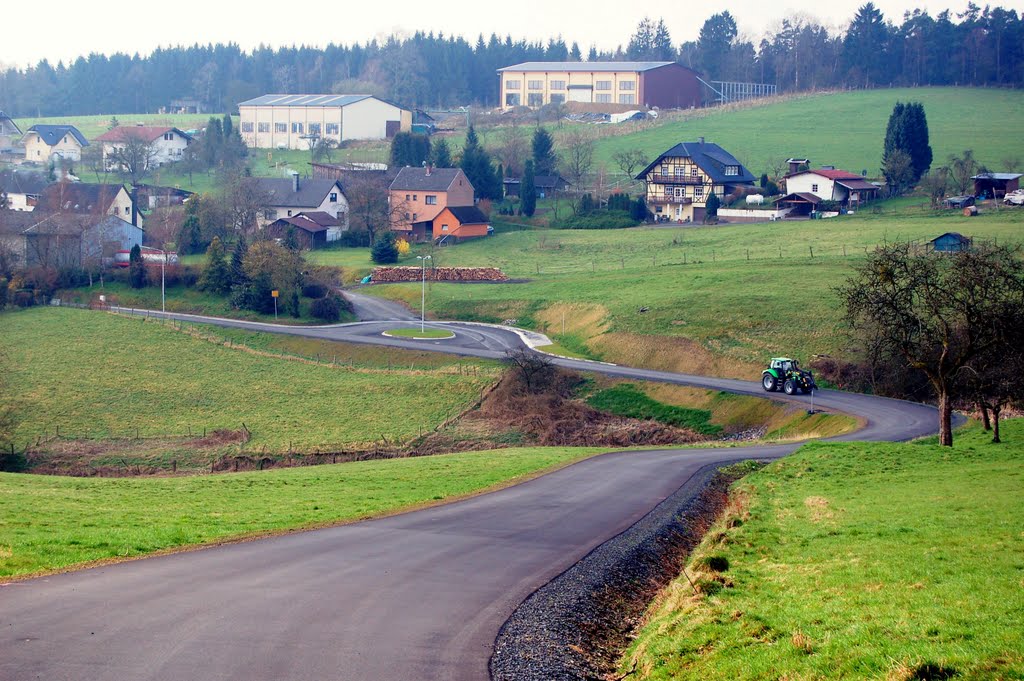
<box><xmin>2</xmin><ymin>0</ymin><xmax>992</xmax><ymax>69</ymax></box>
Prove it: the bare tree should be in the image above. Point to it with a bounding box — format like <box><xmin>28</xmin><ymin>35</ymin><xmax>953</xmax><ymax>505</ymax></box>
<box><xmin>81</xmin><ymin>144</ymin><xmax>108</xmax><ymax>183</ymax></box>
<box><xmin>107</xmin><ymin>132</ymin><xmax>157</xmax><ymax>186</ymax></box>
<box><xmin>839</xmin><ymin>242</ymin><xmax>1024</xmax><ymax>446</ymax></box>
<box><xmin>948</xmin><ymin>149</ymin><xmax>978</xmax><ymax>195</ymax></box>
<box><xmin>223</xmin><ymin>176</ymin><xmax>273</xmax><ymax>237</ymax></box>
<box><xmin>504</xmin><ymin>348</ymin><xmax>555</xmax><ymax>394</ymax></box>
<box><xmin>612</xmin><ymin>149</ymin><xmax>649</xmax><ymax>181</ymax></box>
<box><xmin>921</xmin><ymin>166</ymin><xmax>951</xmax><ymax>207</ymax></box>
<box><xmin>344</xmin><ymin>172</ymin><xmax>407</xmax><ymax>246</ymax></box>
<box><xmin>560</xmin><ymin>128</ymin><xmax>595</xmax><ymax>191</ymax></box>
<box><xmin>496</xmin><ymin>125</ymin><xmax>529</xmax><ymax>178</ymax></box>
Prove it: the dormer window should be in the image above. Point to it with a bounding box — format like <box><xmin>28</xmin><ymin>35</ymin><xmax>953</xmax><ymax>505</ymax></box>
<box><xmin>725</xmin><ymin>165</ymin><xmax>739</xmax><ymax>176</ymax></box>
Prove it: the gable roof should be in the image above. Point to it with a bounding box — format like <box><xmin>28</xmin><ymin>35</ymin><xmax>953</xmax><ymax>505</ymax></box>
<box><xmin>930</xmin><ymin>232</ymin><xmax>972</xmax><ymax>244</ymax></box>
<box><xmin>971</xmin><ymin>172</ymin><xmax>1023</xmax><ymax>181</ymax></box>
<box><xmin>270</xmin><ymin>215</ymin><xmax>331</xmax><ymax>234</ymax></box>
<box><xmin>95</xmin><ymin>126</ymin><xmax>192</xmax><ymax>143</ymax></box>
<box><xmin>0</xmin><ymin>111</ymin><xmax>22</xmax><ymax>136</ymax></box>
<box><xmin>0</xmin><ymin>169</ymin><xmax>50</xmax><ymax>195</ymax></box>
<box><xmin>36</xmin><ymin>182</ymin><xmax>126</xmax><ymax>214</ymax></box>
<box><xmin>787</xmin><ymin>168</ymin><xmax>864</xmax><ymax>180</ymax></box>
<box><xmin>26</xmin><ymin>125</ymin><xmax>89</xmax><ymax>148</ymax></box>
<box><xmin>498</xmin><ymin>61</ymin><xmax>682</xmax><ymax>73</ymax></box>
<box><xmin>637</xmin><ymin>141</ymin><xmax>756</xmax><ymax>184</ymax></box>
<box><xmin>390</xmin><ymin>167</ymin><xmax>466</xmax><ymax>192</ymax></box>
<box><xmin>442</xmin><ymin>205</ymin><xmax>489</xmax><ymax>224</ymax></box>
<box><xmin>0</xmin><ymin>210</ymin><xmax>130</xmax><ymax>236</ymax></box>
<box><xmin>250</xmin><ymin>178</ymin><xmax>343</xmax><ymax>208</ymax></box>
<box><xmin>239</xmin><ymin>94</ymin><xmax>378</xmax><ymax>108</ymax></box>
<box><xmin>295</xmin><ymin>211</ymin><xmax>340</xmax><ymax>227</ymax></box>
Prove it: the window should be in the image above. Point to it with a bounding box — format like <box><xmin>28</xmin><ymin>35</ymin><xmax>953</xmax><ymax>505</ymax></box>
<box><xmin>812</xmin><ymin>183</ymin><xmax>819</xmax><ymax>193</ymax></box>
<box><xmin>725</xmin><ymin>165</ymin><xmax>739</xmax><ymax>176</ymax></box>
<box><xmin>287</xmin><ymin>210</ymin><xmax>293</xmax><ymax>217</ymax></box>
<box><xmin>595</xmin><ymin>80</ymin><xmax>611</xmax><ymax>90</ymax></box>
<box><xmin>595</xmin><ymin>94</ymin><xmax>612</xmax><ymax>103</ymax></box>
<box><xmin>619</xmin><ymin>80</ymin><xmax>635</xmax><ymax>90</ymax></box>
<box><xmin>528</xmin><ymin>93</ymin><xmax>544</xmax><ymax>107</ymax></box>
<box><xmin>325</xmin><ymin>123</ymin><xmax>339</xmax><ymax>135</ymax></box>
<box><xmin>413</xmin><ymin>195</ymin><xmax>417</xmax><ymax>201</ymax></box>
<box><xmin>505</xmin><ymin>93</ymin><xmax>521</xmax><ymax>106</ymax></box>
<box><xmin>257</xmin><ymin>122</ymin><xmax>270</xmax><ymax>133</ymax></box>
<box><xmin>550</xmin><ymin>93</ymin><xmax>565</xmax><ymax>104</ymax></box>
<box><xmin>405</xmin><ymin>212</ymin><xmax>411</xmax><ymax>220</ymax></box>
<box><xmin>691</xmin><ymin>167</ymin><xmax>699</xmax><ymax>178</ymax></box>
<box><xmin>660</xmin><ymin>166</ymin><xmax>669</xmax><ymax>178</ymax></box>
<box><xmin>673</xmin><ymin>187</ymin><xmax>685</xmax><ymax>199</ymax></box>
<box><xmin>413</xmin><ymin>213</ymin><xmax>417</xmax><ymax>220</ymax></box>
<box><xmin>275</xmin><ymin>123</ymin><xmax>287</xmax><ymax>133</ymax></box>
<box><xmin>241</xmin><ymin>122</ymin><xmax>254</xmax><ymax>133</ymax></box>
<box><xmin>528</xmin><ymin>80</ymin><xmax>543</xmax><ymax>90</ymax></box>
<box><xmin>164</xmin><ymin>133</ymin><xmax>173</xmax><ymax>141</ymax></box>
<box><xmin>619</xmin><ymin>94</ymin><xmax>635</xmax><ymax>105</ymax></box>
<box><xmin>308</xmin><ymin>123</ymin><xmax>321</xmax><ymax>135</ymax></box>
<box><xmin>695</xmin><ymin>185</ymin><xmax>704</xmax><ymax>197</ymax></box>
<box><xmin>329</xmin><ymin>192</ymin><xmax>338</xmax><ymax>202</ymax></box>
<box><xmin>425</xmin><ymin>195</ymin><xmax>437</xmax><ymax>205</ymax></box>
<box><xmin>406</xmin><ymin>194</ymin><xmax>411</xmax><ymax>201</ymax></box>
<box><xmin>292</xmin><ymin>122</ymin><xmax>303</xmax><ymax>134</ymax></box>
<box><xmin>124</xmin><ymin>206</ymin><xmax>130</xmax><ymax>214</ymax></box>
<box><xmin>550</xmin><ymin>80</ymin><xmax>565</xmax><ymax>90</ymax></box>
<box><xmin>506</xmin><ymin>79</ymin><xmax>521</xmax><ymax>90</ymax></box>
<box><xmin>441</xmin><ymin>224</ymin><xmax>449</xmax><ymax>232</ymax></box>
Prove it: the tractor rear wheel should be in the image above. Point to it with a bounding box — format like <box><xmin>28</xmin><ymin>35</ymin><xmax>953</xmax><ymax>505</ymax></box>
<box><xmin>762</xmin><ymin>374</ymin><xmax>777</xmax><ymax>392</ymax></box>
<box><xmin>783</xmin><ymin>379</ymin><xmax>796</xmax><ymax>395</ymax></box>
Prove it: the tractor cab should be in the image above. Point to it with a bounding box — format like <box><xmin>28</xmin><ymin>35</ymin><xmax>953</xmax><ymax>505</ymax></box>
<box><xmin>763</xmin><ymin>357</ymin><xmax>816</xmax><ymax>395</ymax></box>
<box><xmin>770</xmin><ymin>358</ymin><xmax>796</xmax><ymax>372</ymax></box>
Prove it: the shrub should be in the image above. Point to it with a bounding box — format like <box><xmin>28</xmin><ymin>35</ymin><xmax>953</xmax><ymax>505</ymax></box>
<box><xmin>311</xmin><ymin>294</ymin><xmax>345</xmax><ymax>322</ymax></box>
<box><xmin>697</xmin><ymin>555</ymin><xmax>730</xmax><ymax>572</ymax></box>
<box><xmin>302</xmin><ymin>282</ymin><xmax>328</xmax><ymax>299</ymax></box>
<box><xmin>560</xmin><ymin>211</ymin><xmax>639</xmax><ymax>230</ymax></box>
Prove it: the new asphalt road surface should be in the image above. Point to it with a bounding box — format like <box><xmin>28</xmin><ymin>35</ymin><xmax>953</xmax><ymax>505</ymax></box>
<box><xmin>0</xmin><ymin>305</ymin><xmax>943</xmax><ymax>680</ymax></box>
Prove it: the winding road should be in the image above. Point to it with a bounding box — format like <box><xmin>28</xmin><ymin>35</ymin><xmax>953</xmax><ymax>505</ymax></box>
<box><xmin>0</xmin><ymin>300</ymin><xmax>943</xmax><ymax>681</ymax></box>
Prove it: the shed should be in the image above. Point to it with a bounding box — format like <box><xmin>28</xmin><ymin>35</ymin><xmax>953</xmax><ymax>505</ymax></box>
<box><xmin>930</xmin><ymin>232</ymin><xmax>972</xmax><ymax>253</ymax></box>
<box><xmin>265</xmin><ymin>212</ymin><xmax>340</xmax><ymax>250</ymax></box>
<box><xmin>972</xmin><ymin>173</ymin><xmax>1022</xmax><ymax>199</ymax></box>
<box><xmin>773</xmin><ymin>192</ymin><xmax>821</xmax><ymax>216</ymax></box>
<box><xmin>433</xmin><ymin>205</ymin><xmax>490</xmax><ymax>242</ymax></box>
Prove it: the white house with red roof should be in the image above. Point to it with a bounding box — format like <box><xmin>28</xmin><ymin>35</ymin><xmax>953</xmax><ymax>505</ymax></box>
<box><xmin>784</xmin><ymin>167</ymin><xmax>880</xmax><ymax>206</ymax></box>
<box><xmin>95</xmin><ymin>126</ymin><xmax>192</xmax><ymax>170</ymax></box>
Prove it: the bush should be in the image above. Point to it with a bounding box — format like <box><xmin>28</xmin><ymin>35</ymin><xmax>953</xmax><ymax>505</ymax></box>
<box><xmin>333</xmin><ymin>231</ymin><xmax>371</xmax><ymax>248</ymax></box>
<box><xmin>560</xmin><ymin>210</ymin><xmax>638</xmax><ymax>230</ymax></box>
<box><xmin>310</xmin><ymin>294</ymin><xmax>353</xmax><ymax>322</ymax></box>
<box><xmin>697</xmin><ymin>555</ymin><xmax>730</xmax><ymax>572</ymax></box>
<box><xmin>371</xmin><ymin>232</ymin><xmax>399</xmax><ymax>264</ymax></box>
<box><xmin>302</xmin><ymin>282</ymin><xmax>328</xmax><ymax>299</ymax></box>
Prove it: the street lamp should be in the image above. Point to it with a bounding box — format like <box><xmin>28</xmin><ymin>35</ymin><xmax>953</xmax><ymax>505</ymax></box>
<box><xmin>416</xmin><ymin>254</ymin><xmax>432</xmax><ymax>333</ymax></box>
<box><xmin>158</xmin><ymin>247</ymin><xmax>166</xmax><ymax>313</ymax></box>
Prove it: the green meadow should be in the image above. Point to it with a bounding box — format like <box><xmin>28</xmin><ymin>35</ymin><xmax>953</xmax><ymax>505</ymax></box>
<box><xmin>621</xmin><ymin>419</ymin><xmax>1024</xmax><ymax>679</ymax></box>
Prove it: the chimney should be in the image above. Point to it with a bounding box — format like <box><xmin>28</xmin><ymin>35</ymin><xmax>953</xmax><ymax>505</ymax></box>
<box><xmin>698</xmin><ymin>136</ymin><xmax>705</xmax><ymax>144</ymax></box>
<box><xmin>291</xmin><ymin>171</ymin><xmax>300</xmax><ymax>193</ymax></box>
<box><xmin>425</xmin><ymin>164</ymin><xmax>432</xmax><ymax>177</ymax></box>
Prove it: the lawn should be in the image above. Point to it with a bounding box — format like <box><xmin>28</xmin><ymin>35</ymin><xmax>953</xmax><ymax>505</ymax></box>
<box><xmin>372</xmin><ymin>201</ymin><xmax>1024</xmax><ymax>376</ymax></box>
<box><xmin>0</xmin><ymin>444</ymin><xmax>608</xmax><ymax>578</ymax></box>
<box><xmin>592</xmin><ymin>87</ymin><xmax>1024</xmax><ymax>179</ymax></box>
<box><xmin>0</xmin><ymin>308</ymin><xmax>497</xmax><ymax>451</ymax></box>
<box><xmin>13</xmin><ymin>113</ymin><xmax>218</xmax><ymax>141</ymax></box>
<box><xmin>620</xmin><ymin>419</ymin><xmax>1024</xmax><ymax>680</ymax></box>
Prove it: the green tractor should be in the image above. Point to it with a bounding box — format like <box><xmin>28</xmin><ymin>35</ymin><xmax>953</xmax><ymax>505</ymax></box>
<box><xmin>762</xmin><ymin>357</ymin><xmax>817</xmax><ymax>395</ymax></box>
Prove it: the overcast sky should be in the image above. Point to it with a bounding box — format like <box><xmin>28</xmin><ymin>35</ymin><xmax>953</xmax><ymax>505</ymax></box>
<box><xmin>3</xmin><ymin>0</ymin><xmax>986</xmax><ymax>69</ymax></box>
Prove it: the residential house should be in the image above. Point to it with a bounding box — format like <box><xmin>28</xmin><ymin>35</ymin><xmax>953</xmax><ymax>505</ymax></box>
<box><xmin>502</xmin><ymin>174</ymin><xmax>568</xmax><ymax>198</ymax></box>
<box><xmin>0</xmin><ymin>111</ymin><xmax>22</xmax><ymax>152</ymax></box>
<box><xmin>636</xmin><ymin>139</ymin><xmax>756</xmax><ymax>223</ymax></box>
<box><xmin>252</xmin><ymin>175</ymin><xmax>348</xmax><ymax>238</ymax></box>
<box><xmin>36</xmin><ymin>182</ymin><xmax>140</xmax><ymax>226</ymax></box>
<box><xmin>0</xmin><ymin>211</ymin><xmax>142</xmax><ymax>269</ymax></box>
<box><xmin>23</xmin><ymin>125</ymin><xmax>89</xmax><ymax>162</ymax></box>
<box><xmin>94</xmin><ymin>126</ymin><xmax>193</xmax><ymax>170</ymax></box>
<box><xmin>388</xmin><ymin>167</ymin><xmax>474</xmax><ymax>241</ymax></box>
<box><xmin>0</xmin><ymin>170</ymin><xmax>49</xmax><ymax>211</ymax></box>
<box><xmin>931</xmin><ymin>232</ymin><xmax>972</xmax><ymax>253</ymax></box>
<box><xmin>432</xmin><ymin>205</ymin><xmax>491</xmax><ymax>242</ymax></box>
<box><xmin>238</xmin><ymin>94</ymin><xmax>412</xmax><ymax>149</ymax></box>
<box><xmin>497</xmin><ymin>62</ymin><xmax>701</xmax><ymax>110</ymax></box>
<box><xmin>778</xmin><ymin>167</ymin><xmax>880</xmax><ymax>214</ymax></box>
<box><xmin>266</xmin><ymin>212</ymin><xmax>341</xmax><ymax>250</ymax></box>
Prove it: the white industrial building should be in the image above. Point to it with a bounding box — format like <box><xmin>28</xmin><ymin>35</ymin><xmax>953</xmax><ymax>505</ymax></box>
<box><xmin>238</xmin><ymin>94</ymin><xmax>412</xmax><ymax>150</ymax></box>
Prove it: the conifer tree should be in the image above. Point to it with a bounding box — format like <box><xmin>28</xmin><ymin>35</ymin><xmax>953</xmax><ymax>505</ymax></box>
<box><xmin>532</xmin><ymin>128</ymin><xmax>557</xmax><ymax>176</ymax></box>
<box><xmin>521</xmin><ymin>160</ymin><xmax>537</xmax><ymax>217</ymax></box>
<box><xmin>198</xmin><ymin>237</ymin><xmax>232</xmax><ymax>294</ymax></box>
<box><xmin>128</xmin><ymin>244</ymin><xmax>146</xmax><ymax>289</ymax></box>
<box><xmin>431</xmin><ymin>138</ymin><xmax>453</xmax><ymax>167</ymax></box>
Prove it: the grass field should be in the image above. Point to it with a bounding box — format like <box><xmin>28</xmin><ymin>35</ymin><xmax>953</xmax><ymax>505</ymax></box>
<box><xmin>0</xmin><ymin>445</ymin><xmax>608</xmax><ymax>578</ymax></box>
<box><xmin>371</xmin><ymin>200</ymin><xmax>1024</xmax><ymax>376</ymax></box>
<box><xmin>12</xmin><ymin>113</ymin><xmax>219</xmax><ymax>142</ymax></box>
<box><xmin>0</xmin><ymin>308</ymin><xmax>496</xmax><ymax>452</ymax></box>
<box><xmin>620</xmin><ymin>419</ymin><xmax>1024</xmax><ymax>679</ymax></box>
<box><xmin>592</xmin><ymin>88</ymin><xmax>1024</xmax><ymax>179</ymax></box>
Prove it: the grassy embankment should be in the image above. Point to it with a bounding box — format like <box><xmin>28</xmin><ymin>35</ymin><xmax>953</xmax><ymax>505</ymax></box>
<box><xmin>0</xmin><ymin>444</ymin><xmax>609</xmax><ymax>579</ymax></box>
<box><xmin>620</xmin><ymin>420</ymin><xmax>1024</xmax><ymax>679</ymax></box>
<box><xmin>370</xmin><ymin>201</ymin><xmax>1024</xmax><ymax>378</ymax></box>
<box><xmin>0</xmin><ymin>307</ymin><xmax>497</xmax><ymax>459</ymax></box>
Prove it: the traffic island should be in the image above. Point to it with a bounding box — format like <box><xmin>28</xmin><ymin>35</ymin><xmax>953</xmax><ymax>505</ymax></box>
<box><xmin>383</xmin><ymin>328</ymin><xmax>456</xmax><ymax>340</ymax></box>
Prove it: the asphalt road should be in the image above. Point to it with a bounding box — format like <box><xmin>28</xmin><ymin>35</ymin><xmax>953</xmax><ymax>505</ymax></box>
<box><xmin>0</xmin><ymin>305</ymin><xmax>944</xmax><ymax>681</ymax></box>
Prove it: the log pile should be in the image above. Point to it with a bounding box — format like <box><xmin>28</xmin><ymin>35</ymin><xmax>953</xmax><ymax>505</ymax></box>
<box><xmin>371</xmin><ymin>266</ymin><xmax>509</xmax><ymax>282</ymax></box>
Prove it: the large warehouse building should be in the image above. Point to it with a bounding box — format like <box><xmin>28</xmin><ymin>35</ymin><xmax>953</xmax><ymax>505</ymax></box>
<box><xmin>497</xmin><ymin>61</ymin><xmax>702</xmax><ymax>110</ymax></box>
<box><xmin>238</xmin><ymin>94</ymin><xmax>412</xmax><ymax>149</ymax></box>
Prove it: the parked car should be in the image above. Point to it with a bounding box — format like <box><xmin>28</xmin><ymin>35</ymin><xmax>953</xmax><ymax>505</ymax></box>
<box><xmin>1004</xmin><ymin>190</ymin><xmax>1024</xmax><ymax>206</ymax></box>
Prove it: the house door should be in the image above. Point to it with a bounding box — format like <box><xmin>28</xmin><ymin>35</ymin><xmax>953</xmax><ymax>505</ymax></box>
<box><xmin>568</xmin><ymin>87</ymin><xmax>592</xmax><ymax>103</ymax></box>
<box><xmin>386</xmin><ymin>120</ymin><xmax>401</xmax><ymax>138</ymax></box>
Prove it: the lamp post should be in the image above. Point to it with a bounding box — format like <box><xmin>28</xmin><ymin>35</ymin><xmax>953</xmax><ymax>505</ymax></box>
<box><xmin>416</xmin><ymin>254</ymin><xmax>431</xmax><ymax>333</ymax></box>
<box><xmin>159</xmin><ymin>248</ymin><xmax>166</xmax><ymax>313</ymax></box>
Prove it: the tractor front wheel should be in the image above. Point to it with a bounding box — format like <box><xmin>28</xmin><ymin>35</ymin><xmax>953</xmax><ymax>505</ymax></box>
<box><xmin>762</xmin><ymin>374</ymin><xmax>778</xmax><ymax>392</ymax></box>
<box><xmin>783</xmin><ymin>379</ymin><xmax>797</xmax><ymax>395</ymax></box>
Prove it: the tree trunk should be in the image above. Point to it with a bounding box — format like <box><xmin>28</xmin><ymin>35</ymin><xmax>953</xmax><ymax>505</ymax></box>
<box><xmin>938</xmin><ymin>391</ymin><xmax>954</xmax><ymax>447</ymax></box>
<box><xmin>992</xmin><ymin>405</ymin><xmax>1002</xmax><ymax>444</ymax></box>
<box><xmin>980</xmin><ymin>403</ymin><xmax>991</xmax><ymax>430</ymax></box>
